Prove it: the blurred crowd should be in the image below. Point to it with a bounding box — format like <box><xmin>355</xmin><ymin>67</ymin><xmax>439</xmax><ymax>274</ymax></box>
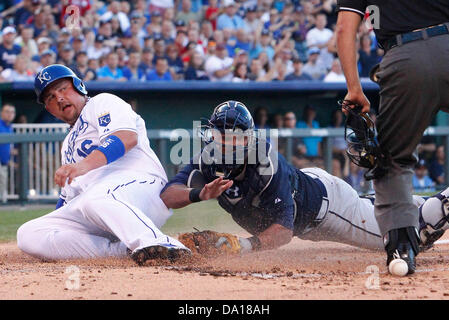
<box><xmin>253</xmin><ymin>106</ymin><xmax>446</xmax><ymax>195</ymax></box>
<box><xmin>0</xmin><ymin>0</ymin><xmax>383</xmax><ymax>83</ymax></box>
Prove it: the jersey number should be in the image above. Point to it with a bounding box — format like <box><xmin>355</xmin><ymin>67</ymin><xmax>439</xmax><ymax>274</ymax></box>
<box><xmin>77</xmin><ymin>140</ymin><xmax>97</xmax><ymax>158</ymax></box>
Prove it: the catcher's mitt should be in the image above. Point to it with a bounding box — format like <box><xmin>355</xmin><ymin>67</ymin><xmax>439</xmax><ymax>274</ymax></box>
<box><xmin>178</xmin><ymin>229</ymin><xmax>241</xmax><ymax>256</ymax></box>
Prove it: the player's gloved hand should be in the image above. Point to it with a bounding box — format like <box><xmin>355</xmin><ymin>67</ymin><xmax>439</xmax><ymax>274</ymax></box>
<box><xmin>199</xmin><ymin>177</ymin><xmax>233</xmax><ymax>201</ymax></box>
<box><xmin>178</xmin><ymin>230</ymin><xmax>241</xmax><ymax>256</ymax></box>
<box><xmin>215</xmin><ymin>236</ymin><xmax>253</xmax><ymax>253</ymax></box>
<box><xmin>54</xmin><ymin>163</ymin><xmax>90</xmax><ymax>187</ymax></box>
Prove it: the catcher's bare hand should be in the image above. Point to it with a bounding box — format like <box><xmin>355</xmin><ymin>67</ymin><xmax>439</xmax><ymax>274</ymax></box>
<box><xmin>342</xmin><ymin>91</ymin><xmax>370</xmax><ymax>114</ymax></box>
<box><xmin>54</xmin><ymin>163</ymin><xmax>89</xmax><ymax>187</ymax></box>
<box><xmin>199</xmin><ymin>177</ymin><xmax>233</xmax><ymax>201</ymax></box>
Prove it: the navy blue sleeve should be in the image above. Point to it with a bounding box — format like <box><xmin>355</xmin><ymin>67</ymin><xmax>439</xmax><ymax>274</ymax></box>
<box><xmin>258</xmin><ymin>156</ymin><xmax>295</xmax><ymax>230</ymax></box>
<box><xmin>160</xmin><ymin>159</ymin><xmax>199</xmax><ymax>194</ymax></box>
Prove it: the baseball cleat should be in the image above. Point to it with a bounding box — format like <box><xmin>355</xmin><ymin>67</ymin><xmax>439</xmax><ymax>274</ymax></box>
<box><xmin>384</xmin><ymin>227</ymin><xmax>420</xmax><ymax>275</ymax></box>
<box><xmin>130</xmin><ymin>245</ymin><xmax>191</xmax><ymax>265</ymax></box>
<box><xmin>419</xmin><ymin>227</ymin><xmax>445</xmax><ymax>252</ymax></box>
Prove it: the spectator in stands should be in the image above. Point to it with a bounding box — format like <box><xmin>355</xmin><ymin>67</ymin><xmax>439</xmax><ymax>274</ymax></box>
<box><xmin>358</xmin><ymin>34</ymin><xmax>382</xmax><ymax>79</ymax></box>
<box><xmin>204</xmin><ymin>43</ymin><xmax>235</xmax><ymax>81</ymax></box>
<box><xmin>302</xmin><ymin>47</ymin><xmax>327</xmax><ymax>80</ymax></box>
<box><xmin>305</xmin><ymin>13</ymin><xmax>334</xmax><ymax>70</ymax></box>
<box><xmin>87</xmin><ymin>34</ymin><xmax>110</xmax><ymax>60</ymax></box>
<box><xmin>146</xmin><ymin>57</ymin><xmax>172</xmax><ymax>81</ymax></box>
<box><xmin>37</xmin><ymin>49</ymin><xmax>56</xmax><ymax>71</ymax></box>
<box><xmin>216</xmin><ymin>0</ymin><xmax>246</xmax><ymax>34</ymax></box>
<box><xmin>230</xmin><ymin>29</ymin><xmax>251</xmax><ymax>57</ymax></box>
<box><xmin>57</xmin><ymin>44</ymin><xmax>75</xmax><ymax>66</ymax></box>
<box><xmin>247</xmin><ymin>58</ymin><xmax>265</xmax><ymax>81</ymax></box>
<box><xmin>329</xmin><ymin>109</ymin><xmax>347</xmax><ymax>178</ymax></box>
<box><xmin>429</xmin><ymin>145</ymin><xmax>445</xmax><ymax>186</ymax></box>
<box><xmin>146</xmin><ymin>11</ymin><xmax>163</xmax><ymax>36</ymax></box>
<box><xmin>100</xmin><ymin>1</ymin><xmax>130</xmax><ymax>34</ymax></box>
<box><xmin>199</xmin><ymin>21</ymin><xmax>214</xmax><ymax>46</ymax></box>
<box><xmin>250</xmin><ymin>29</ymin><xmax>275</xmax><ymax>62</ymax></box>
<box><xmin>14</xmin><ymin>25</ymin><xmax>38</xmax><ymax>57</ymax></box>
<box><xmin>285</xmin><ymin>57</ymin><xmax>313</xmax><ymax>80</ymax></box>
<box><xmin>271</xmin><ymin>113</ymin><xmax>284</xmax><ymax>129</ymax></box>
<box><xmin>297</xmin><ymin>105</ymin><xmax>322</xmax><ymax>158</ymax></box>
<box><xmin>413</xmin><ymin>159</ymin><xmax>435</xmax><ymax>193</ymax></box>
<box><xmin>184</xmin><ymin>51</ymin><xmax>209</xmax><ymax>80</ymax></box>
<box><xmin>0</xmin><ymin>103</ymin><xmax>15</xmax><ymax>203</ymax></box>
<box><xmin>139</xmin><ymin>47</ymin><xmax>154</xmax><ymax>74</ymax></box>
<box><xmin>187</xmin><ymin>29</ymin><xmax>205</xmax><ymax>56</ymax></box>
<box><xmin>244</xmin><ymin>6</ymin><xmax>260</xmax><ymax>35</ymax></box>
<box><xmin>14</xmin><ymin>0</ymin><xmax>39</xmax><ymax>28</ymax></box>
<box><xmin>282</xmin><ymin>110</ymin><xmax>308</xmax><ymax>168</ymax></box>
<box><xmin>152</xmin><ymin>35</ymin><xmax>167</xmax><ymax>64</ymax></box>
<box><xmin>176</xmin><ymin>0</ymin><xmax>202</xmax><ymax>25</ymax></box>
<box><xmin>269</xmin><ymin>57</ymin><xmax>288</xmax><ymax>81</ymax></box>
<box><xmin>232</xmin><ymin>62</ymin><xmax>249</xmax><ymax>82</ymax></box>
<box><xmin>0</xmin><ymin>54</ymin><xmax>34</xmax><ymax>82</ymax></box>
<box><xmin>323</xmin><ymin>58</ymin><xmax>345</xmax><ymax>82</ymax></box>
<box><xmin>344</xmin><ymin>161</ymin><xmax>365</xmax><ymax>195</ymax></box>
<box><xmin>254</xmin><ymin>106</ymin><xmax>270</xmax><ymax>130</ymax></box>
<box><xmin>70</xmin><ymin>51</ymin><xmax>97</xmax><ymax>82</ymax></box>
<box><xmin>34</xmin><ymin>37</ymin><xmax>52</xmax><ymax>60</ymax></box>
<box><xmin>160</xmin><ymin>20</ymin><xmax>175</xmax><ymax>45</ymax></box>
<box><xmin>72</xmin><ymin>35</ymin><xmax>86</xmax><ymax>56</ymax></box>
<box><xmin>149</xmin><ymin>0</ymin><xmax>175</xmax><ymax>16</ymax></box>
<box><xmin>0</xmin><ymin>26</ymin><xmax>21</xmax><ymax>72</ymax></box>
<box><xmin>166</xmin><ymin>44</ymin><xmax>184</xmax><ymax>80</ymax></box>
<box><xmin>122</xmin><ymin>50</ymin><xmax>145</xmax><ymax>81</ymax></box>
<box><xmin>97</xmin><ymin>51</ymin><xmax>126</xmax><ymax>81</ymax></box>
<box><xmin>205</xmin><ymin>0</ymin><xmax>219</xmax><ymax>30</ymax></box>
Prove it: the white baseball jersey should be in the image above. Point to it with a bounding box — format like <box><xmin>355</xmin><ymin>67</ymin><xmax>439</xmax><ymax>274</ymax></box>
<box><xmin>60</xmin><ymin>93</ymin><xmax>167</xmax><ymax>203</ymax></box>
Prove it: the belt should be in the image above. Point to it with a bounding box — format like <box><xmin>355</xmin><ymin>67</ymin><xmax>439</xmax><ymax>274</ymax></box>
<box><xmin>383</xmin><ymin>23</ymin><xmax>449</xmax><ymax>52</ymax></box>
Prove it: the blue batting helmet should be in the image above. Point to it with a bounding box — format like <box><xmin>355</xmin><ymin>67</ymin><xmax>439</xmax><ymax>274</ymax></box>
<box><xmin>34</xmin><ymin>64</ymin><xmax>87</xmax><ymax>104</ymax></box>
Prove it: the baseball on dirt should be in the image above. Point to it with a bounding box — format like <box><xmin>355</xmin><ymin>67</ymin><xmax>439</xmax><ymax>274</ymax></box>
<box><xmin>388</xmin><ymin>259</ymin><xmax>409</xmax><ymax>277</ymax></box>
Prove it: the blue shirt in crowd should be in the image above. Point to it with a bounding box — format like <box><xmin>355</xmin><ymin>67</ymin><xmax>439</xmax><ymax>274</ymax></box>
<box><xmin>146</xmin><ymin>70</ymin><xmax>172</xmax><ymax>81</ymax></box>
<box><xmin>296</xmin><ymin>120</ymin><xmax>322</xmax><ymax>157</ymax></box>
<box><xmin>0</xmin><ymin>119</ymin><xmax>13</xmax><ymax>165</ymax></box>
<box><xmin>0</xmin><ymin>44</ymin><xmax>21</xmax><ymax>70</ymax></box>
<box><xmin>97</xmin><ymin>66</ymin><xmax>125</xmax><ymax>80</ymax></box>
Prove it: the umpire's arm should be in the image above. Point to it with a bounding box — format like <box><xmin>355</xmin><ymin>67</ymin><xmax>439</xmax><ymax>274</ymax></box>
<box><xmin>336</xmin><ymin>10</ymin><xmax>371</xmax><ymax>113</ymax></box>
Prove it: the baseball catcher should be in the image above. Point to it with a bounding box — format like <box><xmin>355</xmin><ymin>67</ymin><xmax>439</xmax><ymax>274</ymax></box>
<box><xmin>161</xmin><ymin>100</ymin><xmax>449</xmax><ymax>275</ymax></box>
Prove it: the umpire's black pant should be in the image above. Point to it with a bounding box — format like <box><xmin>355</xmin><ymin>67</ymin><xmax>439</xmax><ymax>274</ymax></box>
<box><xmin>373</xmin><ymin>30</ymin><xmax>449</xmax><ymax>237</ymax></box>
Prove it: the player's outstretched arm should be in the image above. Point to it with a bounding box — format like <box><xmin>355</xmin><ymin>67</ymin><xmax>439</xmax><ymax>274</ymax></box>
<box><xmin>257</xmin><ymin>223</ymin><xmax>294</xmax><ymax>250</ymax></box>
<box><xmin>54</xmin><ymin>130</ymin><xmax>137</xmax><ymax>187</ymax></box>
<box><xmin>160</xmin><ymin>177</ymin><xmax>233</xmax><ymax>209</ymax></box>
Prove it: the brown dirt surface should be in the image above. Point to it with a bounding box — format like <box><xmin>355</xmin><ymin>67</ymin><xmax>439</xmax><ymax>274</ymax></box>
<box><xmin>1</xmin><ymin>233</ymin><xmax>449</xmax><ymax>300</ymax></box>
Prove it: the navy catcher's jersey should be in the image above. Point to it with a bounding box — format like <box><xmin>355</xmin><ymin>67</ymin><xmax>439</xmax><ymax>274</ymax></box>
<box><xmin>162</xmin><ymin>141</ymin><xmax>327</xmax><ymax>236</ymax></box>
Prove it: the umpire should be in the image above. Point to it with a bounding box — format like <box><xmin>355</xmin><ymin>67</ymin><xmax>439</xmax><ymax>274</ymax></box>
<box><xmin>335</xmin><ymin>0</ymin><xmax>449</xmax><ymax>275</ymax></box>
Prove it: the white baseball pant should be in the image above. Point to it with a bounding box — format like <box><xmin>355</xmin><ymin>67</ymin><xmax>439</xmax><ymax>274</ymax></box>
<box><xmin>17</xmin><ymin>172</ymin><xmax>187</xmax><ymax>260</ymax></box>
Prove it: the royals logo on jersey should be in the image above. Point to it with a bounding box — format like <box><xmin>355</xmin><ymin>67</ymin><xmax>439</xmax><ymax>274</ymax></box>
<box><xmin>98</xmin><ymin>113</ymin><xmax>111</xmax><ymax>127</ymax></box>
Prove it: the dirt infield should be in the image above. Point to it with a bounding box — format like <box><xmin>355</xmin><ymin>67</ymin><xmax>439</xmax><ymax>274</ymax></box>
<box><xmin>1</xmin><ymin>233</ymin><xmax>449</xmax><ymax>300</ymax></box>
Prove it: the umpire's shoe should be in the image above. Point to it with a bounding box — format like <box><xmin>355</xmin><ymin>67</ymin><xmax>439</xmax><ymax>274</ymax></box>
<box><xmin>384</xmin><ymin>227</ymin><xmax>420</xmax><ymax>275</ymax></box>
<box><xmin>129</xmin><ymin>245</ymin><xmax>191</xmax><ymax>266</ymax></box>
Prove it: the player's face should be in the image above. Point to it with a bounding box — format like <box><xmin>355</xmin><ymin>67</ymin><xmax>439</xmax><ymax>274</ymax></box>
<box><xmin>42</xmin><ymin>79</ymin><xmax>86</xmax><ymax>126</ymax></box>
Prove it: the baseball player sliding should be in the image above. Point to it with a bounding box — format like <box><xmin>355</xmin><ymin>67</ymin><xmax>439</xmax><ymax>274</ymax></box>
<box><xmin>161</xmin><ymin>101</ymin><xmax>449</xmax><ymax>272</ymax></box>
<box><xmin>17</xmin><ymin>64</ymin><xmax>189</xmax><ymax>264</ymax></box>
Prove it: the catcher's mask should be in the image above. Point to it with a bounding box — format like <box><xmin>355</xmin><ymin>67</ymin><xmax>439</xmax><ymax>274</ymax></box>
<box><xmin>200</xmin><ymin>100</ymin><xmax>256</xmax><ymax>179</ymax></box>
<box><xmin>340</xmin><ymin>100</ymin><xmax>389</xmax><ymax>180</ymax></box>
